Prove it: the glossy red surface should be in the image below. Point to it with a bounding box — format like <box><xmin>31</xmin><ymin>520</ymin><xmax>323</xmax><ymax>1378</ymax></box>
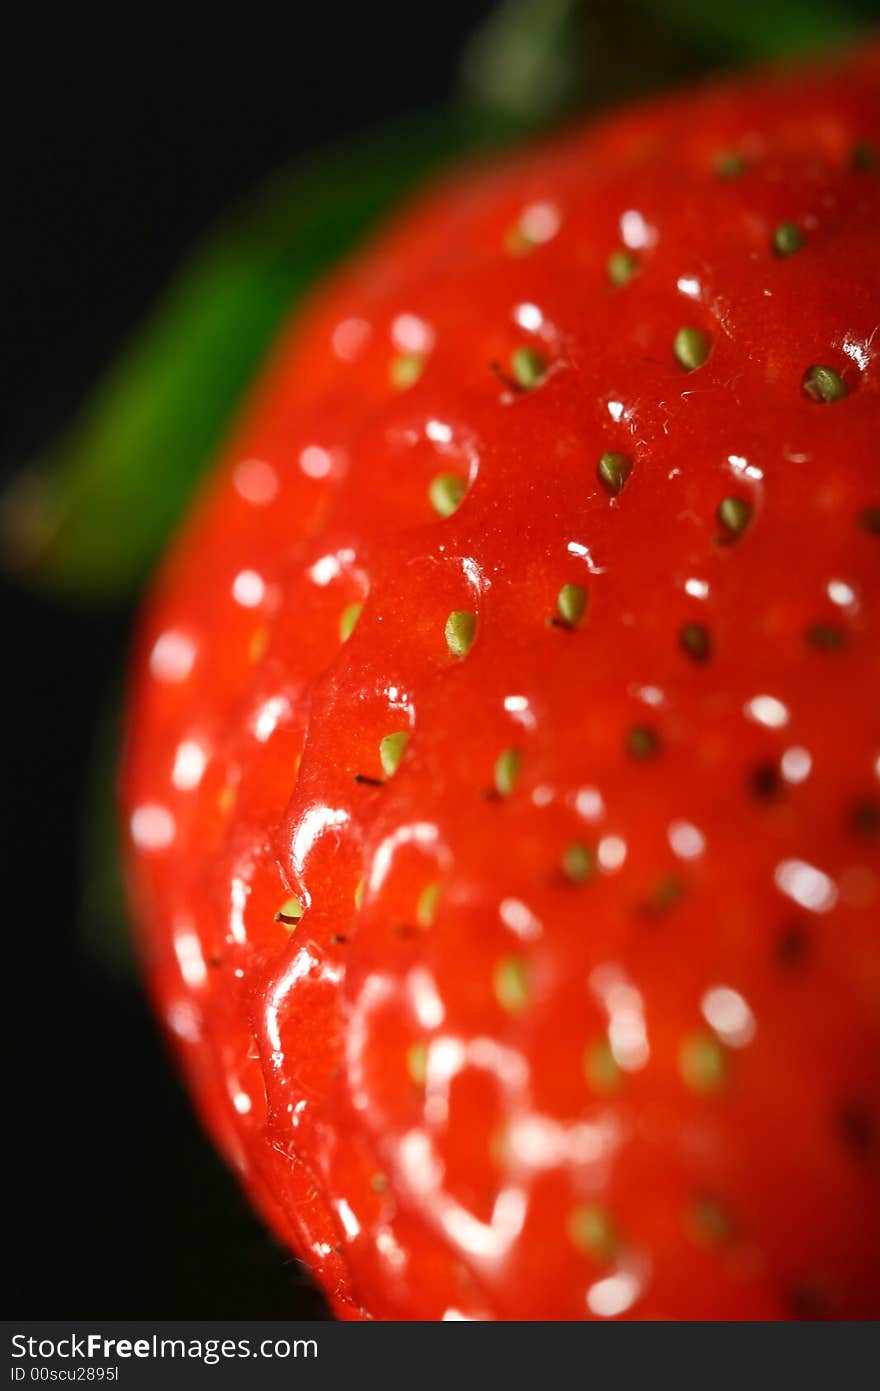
<box><xmin>123</xmin><ymin>49</ymin><xmax>880</xmax><ymax>1318</ymax></box>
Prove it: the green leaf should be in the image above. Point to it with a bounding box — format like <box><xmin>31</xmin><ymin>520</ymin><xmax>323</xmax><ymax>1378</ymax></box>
<box><xmin>1</xmin><ymin>115</ymin><xmax>463</xmax><ymax>600</ymax></box>
<box><xmin>649</xmin><ymin>0</ymin><xmax>858</xmax><ymax>58</ymax></box>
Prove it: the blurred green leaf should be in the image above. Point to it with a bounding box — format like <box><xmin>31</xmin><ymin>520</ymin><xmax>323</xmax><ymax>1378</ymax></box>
<box><xmin>1</xmin><ymin>115</ymin><xmax>463</xmax><ymax>600</ymax></box>
<box><xmin>651</xmin><ymin>0</ymin><xmax>858</xmax><ymax>57</ymax></box>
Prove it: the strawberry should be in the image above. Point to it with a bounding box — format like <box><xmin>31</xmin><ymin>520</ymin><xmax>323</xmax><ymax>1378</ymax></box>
<box><xmin>122</xmin><ymin>47</ymin><xmax>880</xmax><ymax>1320</ymax></box>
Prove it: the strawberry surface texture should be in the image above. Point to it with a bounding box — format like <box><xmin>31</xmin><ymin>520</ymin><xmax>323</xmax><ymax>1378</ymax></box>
<box><xmin>123</xmin><ymin>48</ymin><xmax>880</xmax><ymax>1319</ymax></box>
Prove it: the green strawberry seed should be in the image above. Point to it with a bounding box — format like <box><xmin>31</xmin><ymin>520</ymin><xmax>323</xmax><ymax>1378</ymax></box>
<box><xmin>679</xmin><ymin>621</ymin><xmax>712</xmax><ymax>662</ymax></box>
<box><xmin>494</xmin><ymin>956</ymin><xmax>530</xmax><ymax>1014</ymax></box>
<box><xmin>274</xmin><ymin>895</ymin><xmax>304</xmax><ymax>928</ymax></box>
<box><xmin>674</xmin><ymin>326</ymin><xmax>711</xmax><ymax>372</ymax></box>
<box><xmin>772</xmin><ymin>221</ymin><xmax>804</xmax><ymax>257</ymax></box>
<box><xmin>429</xmin><ymin>473</ymin><xmax>466</xmax><ymax>518</ymax></box>
<box><xmin>339</xmin><ymin>602</ymin><xmax>362</xmax><ymax>642</ymax></box>
<box><xmin>688</xmin><ymin>1195</ymin><xmax>733</xmax><ymax>1245</ymax></box>
<box><xmin>562</xmin><ymin>841</ymin><xmax>596</xmax><ymax>883</ymax></box>
<box><xmin>679</xmin><ymin>1030</ymin><xmax>727</xmax><ymax>1094</ymax></box>
<box><xmin>717</xmin><ymin>495</ymin><xmax>752</xmax><ymax>538</ymax></box>
<box><xmin>510</xmin><ymin>346</ymin><xmax>547</xmax><ymax>390</ymax></box>
<box><xmin>597</xmin><ymin>451</ymin><xmax>632</xmax><ymax>496</ymax></box>
<box><xmin>416</xmin><ymin>882</ymin><xmax>440</xmax><ymax>928</ymax></box>
<box><xmin>391</xmin><ymin>353</ymin><xmax>424</xmax><ymax>389</ymax></box>
<box><xmin>379</xmin><ymin>731</ymin><xmax>409</xmax><ymax>778</ymax></box>
<box><xmin>494</xmin><ymin>747</ymin><xmax>522</xmax><ymax>796</ymax></box>
<box><xmin>627</xmin><ymin>725</ymin><xmax>659</xmax><ymax>760</ymax></box>
<box><xmin>407</xmin><ymin>1041</ymin><xmax>428</xmax><ymax>1086</ymax></box>
<box><xmin>567</xmin><ymin>1203</ymin><xmax>619</xmax><ymax>1261</ymax></box>
<box><xmin>714</xmin><ymin>150</ymin><xmax>745</xmax><ymax>178</ymax></box>
<box><xmin>802</xmin><ymin>364</ymin><xmax>848</xmax><ymax>403</ymax></box>
<box><xmin>445</xmin><ymin>609</ymin><xmax>477</xmax><ymax>657</ymax></box>
<box><xmin>644</xmin><ymin>874</ymin><xmax>685</xmax><ymax>915</ymax></box>
<box><xmin>607</xmin><ymin>248</ymin><xmax>639</xmax><ymax>287</ymax></box>
<box><xmin>584</xmin><ymin>1039</ymin><xmax>622</xmax><ymax>1096</ymax></box>
<box><xmin>557</xmin><ymin>582</ymin><xmax>588</xmax><ymax>627</ymax></box>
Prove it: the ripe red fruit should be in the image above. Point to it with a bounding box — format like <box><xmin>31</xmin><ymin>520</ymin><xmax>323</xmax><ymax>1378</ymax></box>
<box><xmin>123</xmin><ymin>49</ymin><xmax>880</xmax><ymax>1319</ymax></box>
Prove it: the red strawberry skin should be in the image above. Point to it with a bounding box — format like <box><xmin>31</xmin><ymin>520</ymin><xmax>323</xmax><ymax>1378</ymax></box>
<box><xmin>122</xmin><ymin>49</ymin><xmax>880</xmax><ymax>1319</ymax></box>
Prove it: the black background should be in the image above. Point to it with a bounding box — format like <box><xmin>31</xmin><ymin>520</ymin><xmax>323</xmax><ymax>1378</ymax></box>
<box><xmin>2</xmin><ymin>1</ymin><xmax>493</xmax><ymax>1317</ymax></box>
<box><xmin>6</xmin><ymin>0</ymin><xmax>880</xmax><ymax>1325</ymax></box>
